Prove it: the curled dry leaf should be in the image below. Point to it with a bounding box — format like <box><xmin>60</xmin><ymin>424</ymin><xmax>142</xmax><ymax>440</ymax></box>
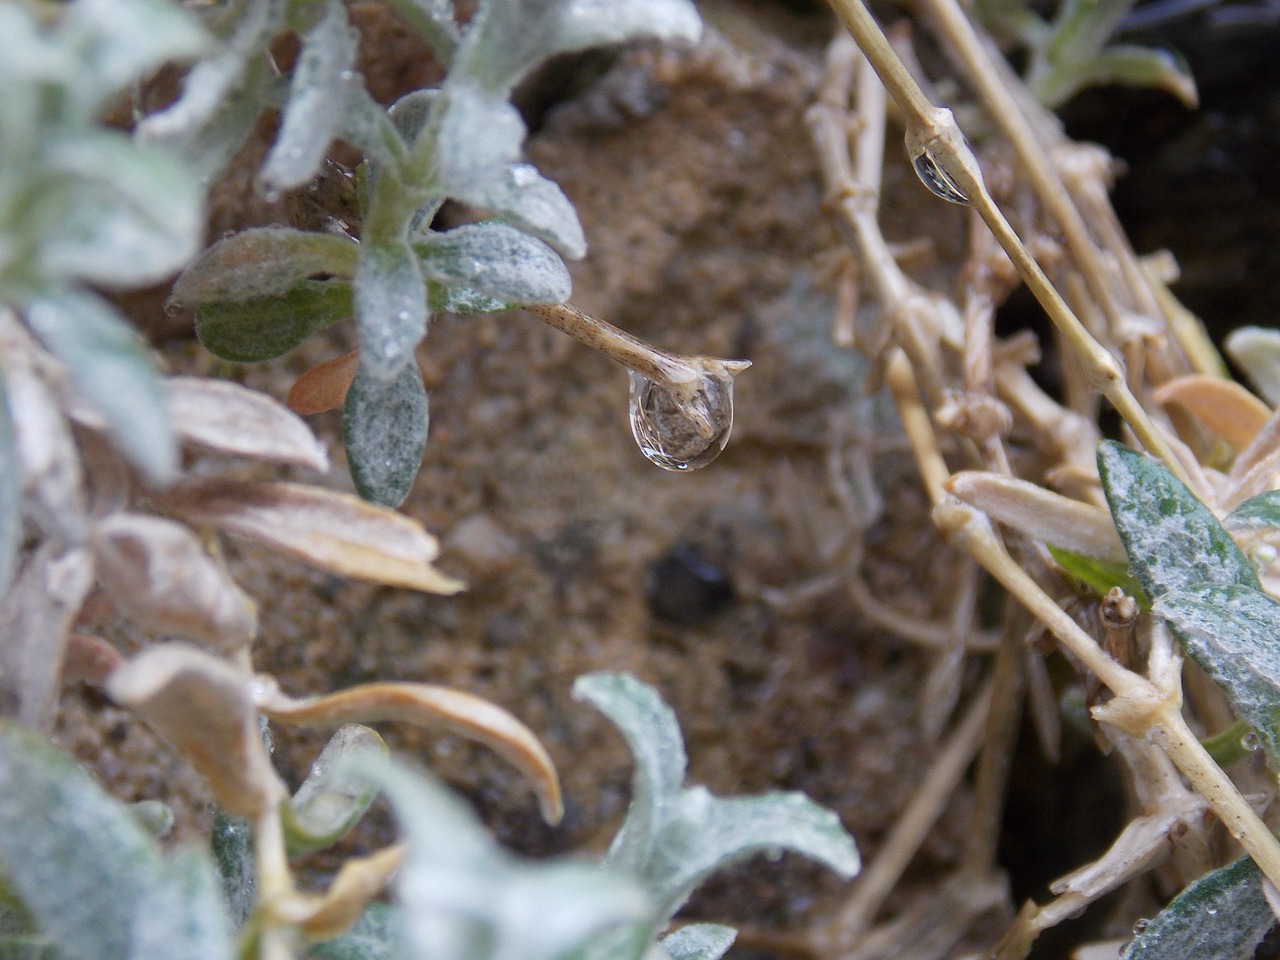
<box><xmin>107</xmin><ymin>643</ymin><xmax>284</xmax><ymax>818</ymax></box>
<box><xmin>61</xmin><ymin>633</ymin><xmax>125</xmax><ymax>687</ymax></box>
<box><xmin>166</xmin><ymin>376</ymin><xmax>330</xmax><ymax>471</ymax></box>
<box><xmin>1152</xmin><ymin>375</ymin><xmax>1271</xmax><ymax>452</ymax></box>
<box><xmin>945</xmin><ymin>471</ymin><xmax>1126</xmax><ymax>562</ymax></box>
<box><xmin>0</xmin><ymin>544</ymin><xmax>95</xmax><ymax>729</ymax></box>
<box><xmin>287</xmin><ymin>350</ymin><xmax>359</xmax><ymax>415</ymax></box>
<box><xmin>152</xmin><ymin>479</ymin><xmax>465</xmax><ymax>594</ymax></box>
<box><xmin>92</xmin><ymin>512</ymin><xmax>258</xmax><ymax>650</ymax></box>
<box><xmin>277</xmin><ymin>844</ymin><xmax>407</xmax><ymax>940</ymax></box>
<box><xmin>255</xmin><ymin>678</ymin><xmax>563</xmax><ymax>824</ymax></box>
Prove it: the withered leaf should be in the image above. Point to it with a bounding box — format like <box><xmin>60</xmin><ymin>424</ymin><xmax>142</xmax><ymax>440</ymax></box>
<box><xmin>256</xmin><ymin>679</ymin><xmax>562</xmax><ymax>824</ymax></box>
<box><xmin>61</xmin><ymin>633</ymin><xmax>125</xmax><ymax>687</ymax></box>
<box><xmin>287</xmin><ymin>350</ymin><xmax>359</xmax><ymax>416</ymax></box>
<box><xmin>153</xmin><ymin>479</ymin><xmax>464</xmax><ymax>594</ymax></box>
<box><xmin>107</xmin><ymin>644</ymin><xmax>283</xmax><ymax>818</ymax></box>
<box><xmin>92</xmin><ymin>512</ymin><xmax>258</xmax><ymax>650</ymax></box>
<box><xmin>1153</xmin><ymin>375</ymin><xmax>1271</xmax><ymax>452</ymax></box>
<box><xmin>166</xmin><ymin>376</ymin><xmax>329</xmax><ymax>471</ymax></box>
<box><xmin>278</xmin><ymin>845</ymin><xmax>406</xmax><ymax>940</ymax></box>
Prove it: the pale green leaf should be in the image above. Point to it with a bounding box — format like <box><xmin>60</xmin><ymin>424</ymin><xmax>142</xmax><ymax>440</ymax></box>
<box><xmin>211</xmin><ymin>809</ymin><xmax>256</xmax><ymax>929</ymax></box>
<box><xmin>0</xmin><ymin>376</ymin><xmax>20</xmax><ymax>597</ymax></box>
<box><xmin>339</xmin><ymin>83</ymin><xmax>408</xmax><ymax>173</ymax></box>
<box><xmin>414</xmin><ymin>222</ymin><xmax>570</xmax><ymax>304</ymax></box>
<box><xmin>432</xmin><ymin>83</ymin><xmax>525</xmax><ymax>195</ymax></box>
<box><xmin>196</xmin><ymin>280</ymin><xmax>353</xmax><ymax>362</ymax></box>
<box><xmin>174</xmin><ymin>228</ymin><xmax>358</xmax><ymax>305</ymax></box>
<box><xmin>1097</xmin><ymin>441</ymin><xmax>1258</xmax><ymax>601</ymax></box>
<box><xmin>1156</xmin><ymin>584</ymin><xmax>1280</xmax><ymax>767</ymax></box>
<box><xmin>660</xmin><ymin>924</ymin><xmax>736</xmax><ymax>960</ymax></box>
<box><xmin>462</xmin><ymin>163</ymin><xmax>586</xmax><ymax>260</ymax></box>
<box><xmin>132</xmin><ymin>846</ymin><xmax>233</xmax><ymax>960</ymax></box>
<box><xmin>342</xmin><ymin>361</ymin><xmax>428</xmax><ymax>508</ymax></box>
<box><xmin>355</xmin><ymin>241</ymin><xmax>427</xmax><ymax>381</ymax></box>
<box><xmin>308</xmin><ymin>902</ymin><xmax>405</xmax><ymax>960</ymax></box>
<box><xmin>0</xmin><ymin>936</ymin><xmax>55</xmax><ymax>960</ymax></box>
<box><xmin>285</xmin><ymin>725</ymin><xmax>387</xmax><ymax>858</ymax></box>
<box><xmin>387</xmin><ymin>89</ymin><xmax>439</xmax><ymax>150</ymax></box>
<box><xmin>1225</xmin><ymin>491</ymin><xmax>1280</xmax><ymax>531</ymax></box>
<box><xmin>1225</xmin><ymin>326</ymin><xmax>1280</xmax><ymax>408</ymax></box>
<box><xmin>1047</xmin><ymin>545</ymin><xmax>1149</xmax><ymax>610</ymax></box>
<box><xmin>1121</xmin><ymin>855</ymin><xmax>1272</xmax><ymax>960</ymax></box>
<box><xmin>426</xmin><ymin>281</ymin><xmax>509</xmax><ymax>314</ymax></box>
<box><xmin>25</xmin><ymin>290</ymin><xmax>175</xmax><ymax>485</ymax></box>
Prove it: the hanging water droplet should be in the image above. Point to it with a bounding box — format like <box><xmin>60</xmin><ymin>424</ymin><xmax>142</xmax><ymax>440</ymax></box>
<box><xmin>1242</xmin><ymin>730</ymin><xmax>1262</xmax><ymax>752</ymax></box>
<box><xmin>628</xmin><ymin>369</ymin><xmax>737</xmax><ymax>471</ymax></box>
<box><xmin>910</xmin><ymin>149</ymin><xmax>970</xmax><ymax>205</ymax></box>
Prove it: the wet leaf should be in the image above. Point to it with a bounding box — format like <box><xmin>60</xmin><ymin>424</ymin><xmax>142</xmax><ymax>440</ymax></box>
<box><xmin>167</xmin><ymin>376</ymin><xmax>329</xmax><ymax>470</ymax></box>
<box><xmin>1152</xmin><ymin>375</ymin><xmax>1270</xmax><ymax>452</ymax></box>
<box><xmin>307</xmin><ymin>902</ymin><xmax>404</xmax><ymax>960</ymax></box>
<box><xmin>342</xmin><ymin>360</ymin><xmax>428</xmax><ymax>508</ymax></box>
<box><xmin>1097</xmin><ymin>441</ymin><xmax>1258</xmax><ymax>601</ymax></box>
<box><xmin>196</xmin><ymin>280</ymin><xmax>353</xmax><ymax>363</ymax></box>
<box><xmin>947</xmin><ymin>471</ymin><xmax>1125</xmax><ymax>561</ymax></box>
<box><xmin>353</xmin><ymin>757</ymin><xmax>650</xmax><ymax>960</ymax></box>
<box><xmin>1121</xmin><ymin>854</ymin><xmax>1271</xmax><ymax>960</ymax></box>
<box><xmin>1225</xmin><ymin>326</ymin><xmax>1280</xmax><ymax>408</ymax></box>
<box><xmin>0</xmin><ymin>545</ymin><xmax>95</xmax><ymax>729</ymax></box>
<box><xmin>355</xmin><ymin>240</ymin><xmax>427</xmax><ymax>381</ymax></box>
<box><xmin>460</xmin><ymin>163</ymin><xmax>586</xmax><ymax>260</ymax></box>
<box><xmin>414</xmin><ymin>222</ymin><xmax>570</xmax><ymax>304</ymax></box>
<box><xmin>285</xmin><ymin>724</ymin><xmax>387</xmax><ymax>858</ymax></box>
<box><xmin>173</xmin><ymin>228</ymin><xmax>358</xmax><ymax>305</ymax></box>
<box><xmin>1047</xmin><ymin>546</ymin><xmax>1149</xmax><ymax>609</ymax></box>
<box><xmin>257</xmin><ymin>678</ymin><xmax>561</xmax><ymax>824</ymax></box>
<box><xmin>106</xmin><ymin>644</ymin><xmax>283</xmax><ymax>818</ymax></box>
<box><xmin>574</xmin><ymin>673</ymin><xmax>859</xmax><ymax>922</ymax></box>
<box><xmin>25</xmin><ymin>290</ymin><xmax>176</xmax><ymax>486</ymax></box>
<box><xmin>288</xmin><ymin>350</ymin><xmax>360</xmax><ymax>415</ymax></box>
<box><xmin>152</xmin><ymin>478</ymin><xmax>464</xmax><ymax>594</ymax></box>
<box><xmin>259</xmin><ymin>0</ymin><xmax>358</xmax><ymax>193</ymax></box>
<box><xmin>660</xmin><ymin>924</ymin><xmax>737</xmax><ymax>960</ymax></box>
<box><xmin>1156</xmin><ymin>584</ymin><xmax>1280</xmax><ymax>768</ymax></box>
<box><xmin>91</xmin><ymin>512</ymin><xmax>258</xmax><ymax>650</ymax></box>
<box><xmin>0</xmin><ymin>724</ymin><xmax>232</xmax><ymax>960</ymax></box>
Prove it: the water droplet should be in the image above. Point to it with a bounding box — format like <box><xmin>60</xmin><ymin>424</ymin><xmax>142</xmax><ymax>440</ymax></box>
<box><xmin>1206</xmin><ymin>906</ymin><xmax>1218</xmax><ymax>916</ymax></box>
<box><xmin>1242</xmin><ymin>730</ymin><xmax>1262</xmax><ymax>752</ymax></box>
<box><xmin>1132</xmin><ymin>918</ymin><xmax>1150</xmax><ymax>935</ymax></box>
<box><xmin>628</xmin><ymin>369</ymin><xmax>737</xmax><ymax>471</ymax></box>
<box><xmin>910</xmin><ymin>149</ymin><xmax>970</xmax><ymax>205</ymax></box>
<box><xmin>511</xmin><ymin>164</ymin><xmax>538</xmax><ymax>187</ymax></box>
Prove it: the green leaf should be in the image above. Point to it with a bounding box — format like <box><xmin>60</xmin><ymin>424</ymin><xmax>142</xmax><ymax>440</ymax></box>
<box><xmin>25</xmin><ymin>290</ymin><xmax>176</xmax><ymax>485</ymax></box>
<box><xmin>196</xmin><ymin>280</ymin><xmax>353</xmax><ymax>362</ymax></box>
<box><xmin>0</xmin><ymin>724</ymin><xmax>231</xmax><ymax>960</ymax></box>
<box><xmin>1156</xmin><ymin>583</ymin><xmax>1280</xmax><ymax>766</ymax></box>
<box><xmin>174</xmin><ymin>227</ymin><xmax>359</xmax><ymax>305</ymax></box>
<box><xmin>0</xmin><ymin>376</ymin><xmax>20</xmax><ymax>597</ymax></box>
<box><xmin>1225</xmin><ymin>492</ymin><xmax>1280</xmax><ymax>531</ymax></box>
<box><xmin>1097</xmin><ymin>441</ymin><xmax>1258</xmax><ymax>601</ymax></box>
<box><xmin>1047</xmin><ymin>545</ymin><xmax>1150</xmax><ymax>609</ymax></box>
<box><xmin>284</xmin><ymin>725</ymin><xmax>387</xmax><ymax>858</ymax></box>
<box><xmin>462</xmin><ymin>163</ymin><xmax>586</xmax><ymax>261</ymax></box>
<box><xmin>660</xmin><ymin>924</ymin><xmax>736</xmax><ymax>960</ymax></box>
<box><xmin>339</xmin><ymin>83</ymin><xmax>408</xmax><ymax>174</ymax></box>
<box><xmin>414</xmin><ymin>222</ymin><xmax>570</xmax><ymax>304</ymax></box>
<box><xmin>426</xmin><ymin>281</ymin><xmax>509</xmax><ymax>314</ymax></box>
<box><xmin>432</xmin><ymin>83</ymin><xmax>526</xmax><ymax>195</ymax></box>
<box><xmin>352</xmin><ymin>756</ymin><xmax>651</xmax><ymax>960</ymax></box>
<box><xmin>355</xmin><ymin>241</ymin><xmax>427</xmax><ymax>381</ymax></box>
<box><xmin>307</xmin><ymin>902</ymin><xmax>405</xmax><ymax>960</ymax></box>
<box><xmin>211</xmin><ymin>808</ymin><xmax>256</xmax><ymax>930</ymax></box>
<box><xmin>1121</xmin><ymin>855</ymin><xmax>1272</xmax><ymax>960</ymax></box>
<box><xmin>260</xmin><ymin>0</ymin><xmax>359</xmax><ymax>193</ymax></box>
<box><xmin>342</xmin><ymin>361</ymin><xmax>428</xmax><ymax>508</ymax></box>
<box><xmin>0</xmin><ymin>936</ymin><xmax>56</xmax><ymax>960</ymax></box>
<box><xmin>1225</xmin><ymin>326</ymin><xmax>1280</xmax><ymax>408</ymax></box>
<box><xmin>574</xmin><ymin>673</ymin><xmax>859</xmax><ymax>923</ymax></box>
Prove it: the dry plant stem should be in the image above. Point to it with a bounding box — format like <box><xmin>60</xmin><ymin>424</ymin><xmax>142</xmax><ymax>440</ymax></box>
<box><xmin>935</xmin><ymin>500</ymin><xmax>1280</xmax><ymax>888</ymax></box>
<box><xmin>816</xmin><ymin>679</ymin><xmax>995</xmax><ymax>948</ymax></box>
<box><xmin>823</xmin><ymin>0</ymin><xmax>1191</xmax><ymax>487</ymax></box>
<box><xmin>885</xmin><ymin>350</ymin><xmax>949</xmax><ymax>503</ymax></box>
<box><xmin>525</xmin><ymin>302</ymin><xmax>701</xmax><ymax>385</ymax></box>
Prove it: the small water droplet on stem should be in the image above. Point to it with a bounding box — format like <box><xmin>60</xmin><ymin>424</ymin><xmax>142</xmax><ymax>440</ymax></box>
<box><xmin>911</xmin><ymin>149</ymin><xmax>970</xmax><ymax>205</ymax></box>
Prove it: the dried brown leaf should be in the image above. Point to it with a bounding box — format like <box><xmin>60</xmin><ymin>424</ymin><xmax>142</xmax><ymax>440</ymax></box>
<box><xmin>106</xmin><ymin>643</ymin><xmax>283</xmax><ymax>817</ymax></box>
<box><xmin>1153</xmin><ymin>374</ymin><xmax>1271</xmax><ymax>452</ymax></box>
<box><xmin>7</xmin><ymin>353</ymin><xmax>85</xmax><ymax>540</ymax></box>
<box><xmin>166</xmin><ymin>376</ymin><xmax>329</xmax><ymax>471</ymax></box>
<box><xmin>61</xmin><ymin>633</ymin><xmax>125</xmax><ymax>687</ymax></box>
<box><xmin>92</xmin><ymin>512</ymin><xmax>258</xmax><ymax>650</ymax></box>
<box><xmin>945</xmin><ymin>471</ymin><xmax>1125</xmax><ymax>561</ymax></box>
<box><xmin>0</xmin><ymin>544</ymin><xmax>95</xmax><ymax>729</ymax></box>
<box><xmin>287</xmin><ymin>351</ymin><xmax>359</xmax><ymax>416</ymax></box>
<box><xmin>256</xmin><ymin>679</ymin><xmax>562</xmax><ymax>824</ymax></box>
<box><xmin>153</xmin><ymin>479</ymin><xmax>465</xmax><ymax>594</ymax></box>
<box><xmin>279</xmin><ymin>845</ymin><xmax>406</xmax><ymax>940</ymax></box>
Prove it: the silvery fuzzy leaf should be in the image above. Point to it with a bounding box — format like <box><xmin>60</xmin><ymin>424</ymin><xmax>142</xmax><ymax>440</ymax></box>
<box><xmin>41</xmin><ymin>132</ymin><xmax>204</xmax><ymax>288</ymax></box>
<box><xmin>432</xmin><ymin>83</ymin><xmax>525</xmax><ymax>196</ymax></box>
<box><xmin>414</xmin><ymin>222</ymin><xmax>570</xmax><ymax>304</ymax></box>
<box><xmin>0</xmin><ymin>725</ymin><xmax>232</xmax><ymax>960</ymax></box>
<box><xmin>307</xmin><ymin>902</ymin><xmax>405</xmax><ymax>960</ymax></box>
<box><xmin>660</xmin><ymin>924</ymin><xmax>736</xmax><ymax>960</ymax></box>
<box><xmin>166</xmin><ymin>376</ymin><xmax>329</xmax><ymax>471</ymax></box>
<box><xmin>210</xmin><ymin>809</ymin><xmax>256</xmax><ymax>929</ymax></box>
<box><xmin>354</xmin><ymin>757</ymin><xmax>651</xmax><ymax>960</ymax></box>
<box><xmin>463</xmin><ymin>163</ymin><xmax>586</xmax><ymax>260</ymax></box>
<box><xmin>106</xmin><ymin>644</ymin><xmax>283</xmax><ymax>818</ymax></box>
<box><xmin>24</xmin><ymin>290</ymin><xmax>176</xmax><ymax>486</ymax></box>
<box><xmin>195</xmin><ymin>280</ymin><xmax>353</xmax><ymax>363</ymax></box>
<box><xmin>426</xmin><ymin>282</ymin><xmax>509</xmax><ymax>314</ymax></box>
<box><xmin>339</xmin><ymin>81</ymin><xmax>408</xmax><ymax>173</ymax></box>
<box><xmin>284</xmin><ymin>725</ymin><xmax>387</xmax><ymax>858</ymax></box>
<box><xmin>388</xmin><ymin>89</ymin><xmax>439</xmax><ymax>148</ymax></box>
<box><xmin>0</xmin><ymin>544</ymin><xmax>95</xmax><ymax>730</ymax></box>
<box><xmin>355</xmin><ymin>240</ymin><xmax>428</xmax><ymax>381</ymax></box>
<box><xmin>454</xmin><ymin>0</ymin><xmax>701</xmax><ymax>94</ymax></box>
<box><xmin>151</xmin><ymin>478</ymin><xmax>464</xmax><ymax>594</ymax></box>
<box><xmin>259</xmin><ymin>0</ymin><xmax>359</xmax><ymax>194</ymax></box>
<box><xmin>90</xmin><ymin>512</ymin><xmax>258</xmax><ymax>651</ymax></box>
<box><xmin>173</xmin><ymin>227</ymin><xmax>358</xmax><ymax>305</ymax></box>
<box><xmin>0</xmin><ymin>373</ymin><xmax>24</xmax><ymax>598</ymax></box>
<box><xmin>342</xmin><ymin>360</ymin><xmax>428</xmax><ymax>508</ymax></box>
<box><xmin>0</xmin><ymin>5</ymin><xmax>76</xmax><ymax>85</ymax></box>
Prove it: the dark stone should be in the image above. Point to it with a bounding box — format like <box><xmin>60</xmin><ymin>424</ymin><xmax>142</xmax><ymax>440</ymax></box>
<box><xmin>646</xmin><ymin>543</ymin><xmax>734</xmax><ymax>627</ymax></box>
